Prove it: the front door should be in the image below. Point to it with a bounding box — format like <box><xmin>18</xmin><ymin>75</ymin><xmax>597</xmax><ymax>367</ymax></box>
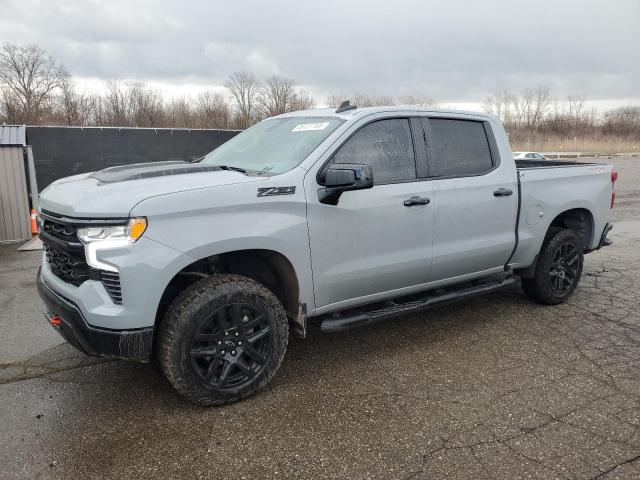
<box><xmin>305</xmin><ymin>117</ymin><xmax>435</xmax><ymax>312</ymax></box>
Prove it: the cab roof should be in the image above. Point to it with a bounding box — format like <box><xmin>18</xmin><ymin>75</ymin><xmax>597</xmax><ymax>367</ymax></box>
<box><xmin>274</xmin><ymin>105</ymin><xmax>493</xmax><ymax>122</ymax></box>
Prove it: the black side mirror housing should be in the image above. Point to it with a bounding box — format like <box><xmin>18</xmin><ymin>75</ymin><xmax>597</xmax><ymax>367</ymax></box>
<box><xmin>318</xmin><ymin>163</ymin><xmax>373</xmax><ymax>205</ymax></box>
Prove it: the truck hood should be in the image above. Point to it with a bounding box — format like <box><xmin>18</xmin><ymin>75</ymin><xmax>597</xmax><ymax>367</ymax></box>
<box><xmin>39</xmin><ymin>161</ymin><xmax>263</xmax><ymax>217</ymax></box>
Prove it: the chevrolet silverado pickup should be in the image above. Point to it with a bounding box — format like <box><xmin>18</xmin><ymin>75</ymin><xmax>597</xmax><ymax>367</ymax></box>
<box><xmin>37</xmin><ymin>103</ymin><xmax>616</xmax><ymax>406</ymax></box>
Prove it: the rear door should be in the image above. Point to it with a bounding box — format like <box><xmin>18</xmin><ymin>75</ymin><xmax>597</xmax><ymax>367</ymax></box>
<box><xmin>306</xmin><ymin>117</ymin><xmax>435</xmax><ymax>311</ymax></box>
<box><xmin>421</xmin><ymin>117</ymin><xmax>518</xmax><ymax>281</ymax></box>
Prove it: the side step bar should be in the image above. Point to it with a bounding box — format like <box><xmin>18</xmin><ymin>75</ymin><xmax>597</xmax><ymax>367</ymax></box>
<box><xmin>320</xmin><ymin>275</ymin><xmax>517</xmax><ymax>333</ymax></box>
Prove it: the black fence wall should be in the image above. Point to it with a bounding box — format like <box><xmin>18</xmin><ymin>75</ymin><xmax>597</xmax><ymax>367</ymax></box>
<box><xmin>26</xmin><ymin>127</ymin><xmax>239</xmax><ymax>190</ymax></box>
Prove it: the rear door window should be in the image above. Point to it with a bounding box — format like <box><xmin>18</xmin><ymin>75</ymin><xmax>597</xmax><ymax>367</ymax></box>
<box><xmin>332</xmin><ymin>118</ymin><xmax>416</xmax><ymax>183</ymax></box>
<box><xmin>423</xmin><ymin>118</ymin><xmax>494</xmax><ymax>177</ymax></box>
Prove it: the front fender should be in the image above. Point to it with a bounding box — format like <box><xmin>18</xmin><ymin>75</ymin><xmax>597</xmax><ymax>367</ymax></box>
<box><xmin>130</xmin><ymin>180</ymin><xmax>314</xmax><ymax>311</ymax></box>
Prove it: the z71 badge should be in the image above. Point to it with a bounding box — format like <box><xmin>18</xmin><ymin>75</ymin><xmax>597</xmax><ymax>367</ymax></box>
<box><xmin>257</xmin><ymin>186</ymin><xmax>296</xmax><ymax>197</ymax></box>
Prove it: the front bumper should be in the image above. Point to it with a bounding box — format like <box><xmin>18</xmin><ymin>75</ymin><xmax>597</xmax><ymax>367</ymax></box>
<box><xmin>37</xmin><ymin>269</ymin><xmax>153</xmax><ymax>360</ymax></box>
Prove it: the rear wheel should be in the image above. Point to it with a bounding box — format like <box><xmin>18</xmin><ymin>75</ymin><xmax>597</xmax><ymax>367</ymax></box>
<box><xmin>157</xmin><ymin>274</ymin><xmax>288</xmax><ymax>406</ymax></box>
<box><xmin>521</xmin><ymin>229</ymin><xmax>584</xmax><ymax>305</ymax></box>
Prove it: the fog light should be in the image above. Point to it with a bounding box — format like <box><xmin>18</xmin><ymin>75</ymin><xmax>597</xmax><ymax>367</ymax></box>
<box><xmin>49</xmin><ymin>315</ymin><xmax>62</xmax><ymax>327</ymax></box>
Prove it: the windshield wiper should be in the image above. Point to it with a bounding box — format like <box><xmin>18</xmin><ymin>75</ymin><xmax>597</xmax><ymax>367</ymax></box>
<box><xmin>257</xmin><ymin>166</ymin><xmax>274</xmax><ymax>175</ymax></box>
<box><xmin>213</xmin><ymin>164</ymin><xmax>248</xmax><ymax>174</ymax></box>
<box><xmin>203</xmin><ymin>163</ymin><xmax>274</xmax><ymax>176</ymax></box>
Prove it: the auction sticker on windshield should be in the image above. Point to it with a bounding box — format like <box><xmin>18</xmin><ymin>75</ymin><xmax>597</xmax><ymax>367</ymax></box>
<box><xmin>292</xmin><ymin>122</ymin><xmax>330</xmax><ymax>132</ymax></box>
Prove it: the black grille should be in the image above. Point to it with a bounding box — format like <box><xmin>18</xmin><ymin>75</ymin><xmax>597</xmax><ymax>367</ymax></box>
<box><xmin>41</xmin><ymin>212</ymin><xmax>124</xmax><ymax>304</ymax></box>
<box><xmin>43</xmin><ymin>242</ymin><xmax>90</xmax><ymax>286</ymax></box>
<box><xmin>98</xmin><ymin>270</ymin><xmax>123</xmax><ymax>305</ymax></box>
<box><xmin>41</xmin><ymin>219</ymin><xmax>77</xmax><ymax>243</ymax></box>
<box><xmin>41</xmin><ymin>216</ymin><xmax>89</xmax><ymax>287</ymax></box>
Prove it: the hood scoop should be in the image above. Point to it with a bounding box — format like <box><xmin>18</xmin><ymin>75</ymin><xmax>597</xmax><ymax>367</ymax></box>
<box><xmin>91</xmin><ymin>161</ymin><xmax>224</xmax><ymax>184</ymax></box>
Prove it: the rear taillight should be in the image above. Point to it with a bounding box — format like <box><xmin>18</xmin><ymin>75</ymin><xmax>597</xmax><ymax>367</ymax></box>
<box><xmin>611</xmin><ymin>170</ymin><xmax>618</xmax><ymax>183</ymax></box>
<box><xmin>611</xmin><ymin>170</ymin><xmax>618</xmax><ymax>209</ymax></box>
<box><xmin>611</xmin><ymin>191</ymin><xmax>616</xmax><ymax>209</ymax></box>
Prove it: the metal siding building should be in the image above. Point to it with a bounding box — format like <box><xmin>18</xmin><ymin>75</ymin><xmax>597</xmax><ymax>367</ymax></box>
<box><xmin>0</xmin><ymin>125</ymin><xmax>31</xmax><ymax>242</ymax></box>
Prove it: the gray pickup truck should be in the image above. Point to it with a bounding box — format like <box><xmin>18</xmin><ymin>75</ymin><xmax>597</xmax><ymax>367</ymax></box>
<box><xmin>37</xmin><ymin>103</ymin><xmax>616</xmax><ymax>406</ymax></box>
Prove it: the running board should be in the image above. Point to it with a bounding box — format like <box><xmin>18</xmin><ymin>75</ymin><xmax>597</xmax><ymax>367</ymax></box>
<box><xmin>320</xmin><ymin>275</ymin><xmax>517</xmax><ymax>333</ymax></box>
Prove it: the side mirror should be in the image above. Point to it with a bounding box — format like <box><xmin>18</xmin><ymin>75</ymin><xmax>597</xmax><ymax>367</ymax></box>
<box><xmin>319</xmin><ymin>163</ymin><xmax>373</xmax><ymax>205</ymax></box>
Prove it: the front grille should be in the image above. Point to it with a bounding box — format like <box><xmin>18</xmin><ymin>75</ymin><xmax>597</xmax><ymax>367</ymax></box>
<box><xmin>42</xmin><ymin>230</ymin><xmax>90</xmax><ymax>287</ymax></box>
<box><xmin>40</xmin><ymin>212</ymin><xmax>125</xmax><ymax>304</ymax></box>
<box><xmin>41</xmin><ymin>219</ymin><xmax>77</xmax><ymax>243</ymax></box>
<box><xmin>44</xmin><ymin>244</ymin><xmax>91</xmax><ymax>286</ymax></box>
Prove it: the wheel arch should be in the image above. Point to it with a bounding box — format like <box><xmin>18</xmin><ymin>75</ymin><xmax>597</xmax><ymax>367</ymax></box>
<box><xmin>547</xmin><ymin>207</ymin><xmax>595</xmax><ymax>249</ymax></box>
<box><xmin>516</xmin><ymin>206</ymin><xmax>594</xmax><ymax>279</ymax></box>
<box><xmin>155</xmin><ymin>248</ymin><xmax>303</xmax><ymax>334</ymax></box>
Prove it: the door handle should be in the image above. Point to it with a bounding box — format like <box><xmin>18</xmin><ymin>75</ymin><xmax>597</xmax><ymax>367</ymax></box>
<box><xmin>404</xmin><ymin>196</ymin><xmax>431</xmax><ymax>206</ymax></box>
<box><xmin>493</xmin><ymin>188</ymin><xmax>513</xmax><ymax>197</ymax></box>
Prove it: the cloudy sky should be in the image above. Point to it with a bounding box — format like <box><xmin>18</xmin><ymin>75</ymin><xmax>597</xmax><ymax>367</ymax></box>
<box><xmin>1</xmin><ymin>0</ymin><xmax>638</xmax><ymax>108</ymax></box>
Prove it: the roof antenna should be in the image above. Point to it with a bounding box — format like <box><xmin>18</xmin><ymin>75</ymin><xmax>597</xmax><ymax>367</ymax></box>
<box><xmin>335</xmin><ymin>100</ymin><xmax>357</xmax><ymax>113</ymax></box>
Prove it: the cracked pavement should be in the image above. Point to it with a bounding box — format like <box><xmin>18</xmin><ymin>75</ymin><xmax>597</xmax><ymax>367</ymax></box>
<box><xmin>1</xmin><ymin>156</ymin><xmax>640</xmax><ymax>479</ymax></box>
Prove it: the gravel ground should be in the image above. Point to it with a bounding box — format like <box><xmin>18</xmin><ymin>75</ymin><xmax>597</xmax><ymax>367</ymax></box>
<box><xmin>1</xmin><ymin>156</ymin><xmax>640</xmax><ymax>479</ymax></box>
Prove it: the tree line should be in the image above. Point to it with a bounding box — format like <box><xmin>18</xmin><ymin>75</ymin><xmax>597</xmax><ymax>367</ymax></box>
<box><xmin>1</xmin><ymin>43</ymin><xmax>638</xmax><ymax>150</ymax></box>
<box><xmin>484</xmin><ymin>86</ymin><xmax>640</xmax><ymax>142</ymax></box>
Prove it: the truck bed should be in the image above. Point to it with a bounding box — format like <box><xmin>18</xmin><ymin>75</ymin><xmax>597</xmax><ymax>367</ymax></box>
<box><xmin>510</xmin><ymin>158</ymin><xmax>613</xmax><ymax>271</ymax></box>
<box><xmin>515</xmin><ymin>159</ymin><xmax>600</xmax><ymax>169</ymax></box>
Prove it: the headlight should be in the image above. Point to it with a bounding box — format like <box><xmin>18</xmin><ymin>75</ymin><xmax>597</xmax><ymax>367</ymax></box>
<box><xmin>77</xmin><ymin>218</ymin><xmax>147</xmax><ymax>273</ymax></box>
<box><xmin>77</xmin><ymin>218</ymin><xmax>147</xmax><ymax>244</ymax></box>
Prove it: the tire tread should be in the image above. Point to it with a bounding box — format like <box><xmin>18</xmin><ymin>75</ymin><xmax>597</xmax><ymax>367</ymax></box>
<box><xmin>157</xmin><ymin>274</ymin><xmax>288</xmax><ymax>406</ymax></box>
<box><xmin>521</xmin><ymin>228</ymin><xmax>584</xmax><ymax>305</ymax></box>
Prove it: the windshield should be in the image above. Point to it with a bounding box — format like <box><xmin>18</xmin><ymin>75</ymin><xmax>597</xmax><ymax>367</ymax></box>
<box><xmin>201</xmin><ymin>116</ymin><xmax>344</xmax><ymax>174</ymax></box>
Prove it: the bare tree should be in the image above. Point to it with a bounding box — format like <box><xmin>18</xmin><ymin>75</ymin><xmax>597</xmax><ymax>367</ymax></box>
<box><xmin>0</xmin><ymin>43</ymin><xmax>69</xmax><ymax>124</ymax></box>
<box><xmin>520</xmin><ymin>86</ymin><xmax>551</xmax><ymax>128</ymax></box>
<box><xmin>196</xmin><ymin>91</ymin><xmax>231</xmax><ymax>129</ymax></box>
<box><xmin>259</xmin><ymin>76</ymin><xmax>296</xmax><ymax>116</ymax></box>
<box><xmin>290</xmin><ymin>88</ymin><xmax>315</xmax><ymax>111</ymax></box>
<box><xmin>165</xmin><ymin>96</ymin><xmax>193</xmax><ymax>128</ymax></box>
<box><xmin>127</xmin><ymin>82</ymin><xmax>164</xmax><ymax>127</ymax></box>
<box><xmin>603</xmin><ymin>106</ymin><xmax>640</xmax><ymax>138</ymax></box>
<box><xmin>0</xmin><ymin>88</ymin><xmax>20</xmax><ymax>123</ymax></box>
<box><xmin>55</xmin><ymin>78</ymin><xmax>96</xmax><ymax>126</ymax></box>
<box><xmin>566</xmin><ymin>94</ymin><xmax>586</xmax><ymax>122</ymax></box>
<box><xmin>102</xmin><ymin>79</ymin><xmax>129</xmax><ymax>126</ymax></box>
<box><xmin>484</xmin><ymin>90</ymin><xmax>528</xmax><ymax>127</ymax></box>
<box><xmin>259</xmin><ymin>76</ymin><xmax>315</xmax><ymax>116</ymax></box>
<box><xmin>225</xmin><ymin>71</ymin><xmax>261</xmax><ymax>129</ymax></box>
<box><xmin>352</xmin><ymin>93</ymin><xmax>393</xmax><ymax>107</ymax></box>
<box><xmin>397</xmin><ymin>95</ymin><xmax>438</xmax><ymax>107</ymax></box>
<box><xmin>326</xmin><ymin>93</ymin><xmax>396</xmax><ymax>108</ymax></box>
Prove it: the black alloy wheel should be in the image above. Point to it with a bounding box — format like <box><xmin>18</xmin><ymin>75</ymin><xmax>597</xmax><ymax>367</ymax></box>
<box><xmin>548</xmin><ymin>240</ymin><xmax>580</xmax><ymax>296</ymax></box>
<box><xmin>189</xmin><ymin>303</ymin><xmax>273</xmax><ymax>390</ymax></box>
<box><xmin>521</xmin><ymin>228</ymin><xmax>584</xmax><ymax>305</ymax></box>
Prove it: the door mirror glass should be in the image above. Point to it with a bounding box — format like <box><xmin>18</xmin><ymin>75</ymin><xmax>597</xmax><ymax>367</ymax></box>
<box><xmin>319</xmin><ymin>163</ymin><xmax>373</xmax><ymax>205</ymax></box>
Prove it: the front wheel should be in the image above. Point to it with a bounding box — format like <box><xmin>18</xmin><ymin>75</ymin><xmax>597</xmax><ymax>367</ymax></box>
<box><xmin>157</xmin><ymin>274</ymin><xmax>289</xmax><ymax>406</ymax></box>
<box><xmin>521</xmin><ymin>228</ymin><xmax>584</xmax><ymax>305</ymax></box>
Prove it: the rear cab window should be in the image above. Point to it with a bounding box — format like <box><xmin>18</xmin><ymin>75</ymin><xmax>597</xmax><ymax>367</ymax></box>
<box><xmin>421</xmin><ymin>118</ymin><xmax>495</xmax><ymax>177</ymax></box>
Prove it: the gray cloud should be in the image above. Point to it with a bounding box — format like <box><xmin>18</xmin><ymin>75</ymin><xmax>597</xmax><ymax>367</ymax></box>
<box><xmin>0</xmin><ymin>0</ymin><xmax>638</xmax><ymax>102</ymax></box>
